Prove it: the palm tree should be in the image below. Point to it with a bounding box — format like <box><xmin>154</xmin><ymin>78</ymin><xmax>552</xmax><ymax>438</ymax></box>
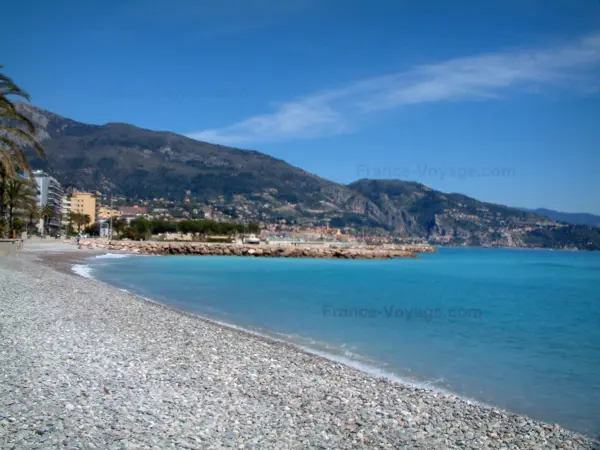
<box><xmin>112</xmin><ymin>218</ymin><xmax>128</xmax><ymax>236</ymax></box>
<box><xmin>4</xmin><ymin>177</ymin><xmax>36</xmax><ymax>233</ymax></box>
<box><xmin>82</xmin><ymin>214</ymin><xmax>91</xmax><ymax>231</ymax></box>
<box><xmin>66</xmin><ymin>211</ymin><xmax>78</xmax><ymax>235</ymax></box>
<box><xmin>0</xmin><ymin>66</ymin><xmax>45</xmax><ymax>219</ymax></box>
<box><xmin>25</xmin><ymin>201</ymin><xmax>40</xmax><ymax>235</ymax></box>
<box><xmin>74</xmin><ymin>212</ymin><xmax>84</xmax><ymax>233</ymax></box>
<box><xmin>40</xmin><ymin>204</ymin><xmax>55</xmax><ymax>236</ymax></box>
<box><xmin>72</xmin><ymin>213</ymin><xmax>90</xmax><ymax>233</ymax></box>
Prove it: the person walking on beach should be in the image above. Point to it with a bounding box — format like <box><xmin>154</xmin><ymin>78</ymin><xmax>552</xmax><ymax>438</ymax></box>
<box><xmin>76</xmin><ymin>235</ymin><xmax>81</xmax><ymax>249</ymax></box>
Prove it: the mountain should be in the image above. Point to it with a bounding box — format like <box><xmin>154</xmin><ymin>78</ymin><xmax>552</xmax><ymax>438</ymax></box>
<box><xmin>520</xmin><ymin>208</ymin><xmax>600</xmax><ymax>228</ymax></box>
<box><xmin>349</xmin><ymin>179</ymin><xmax>540</xmax><ymax>238</ymax></box>
<box><xmin>349</xmin><ymin>179</ymin><xmax>600</xmax><ymax>250</ymax></box>
<box><xmin>17</xmin><ymin>103</ymin><xmax>364</xmax><ymax>220</ymax></box>
<box><xmin>16</xmin><ymin>103</ymin><xmax>600</xmax><ymax>250</ymax></box>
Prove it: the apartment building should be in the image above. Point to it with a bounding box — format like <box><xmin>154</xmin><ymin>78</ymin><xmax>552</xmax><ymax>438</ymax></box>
<box><xmin>71</xmin><ymin>192</ymin><xmax>97</xmax><ymax>226</ymax></box>
<box><xmin>33</xmin><ymin>170</ymin><xmax>64</xmax><ymax>233</ymax></box>
<box><xmin>61</xmin><ymin>195</ymin><xmax>71</xmax><ymax>228</ymax></box>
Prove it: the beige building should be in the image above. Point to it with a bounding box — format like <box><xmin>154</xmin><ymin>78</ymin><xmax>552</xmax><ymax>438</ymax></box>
<box><xmin>71</xmin><ymin>192</ymin><xmax>96</xmax><ymax>226</ymax></box>
<box><xmin>98</xmin><ymin>206</ymin><xmax>120</xmax><ymax>220</ymax></box>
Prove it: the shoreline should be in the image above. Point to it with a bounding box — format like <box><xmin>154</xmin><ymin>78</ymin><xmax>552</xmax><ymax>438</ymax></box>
<box><xmin>435</xmin><ymin>244</ymin><xmax>594</xmax><ymax>252</ymax></box>
<box><xmin>51</xmin><ymin>252</ymin><xmax>487</xmax><ymax>407</ymax></box>
<box><xmin>38</xmin><ymin>250</ymin><xmax>108</xmax><ymax>274</ymax></box>
<box><xmin>1</xmin><ymin>252</ymin><xmax>597</xmax><ymax>448</ymax></box>
<box><xmin>40</xmin><ymin>249</ymin><xmax>600</xmax><ymax>434</ymax></box>
<box><xmin>42</xmin><ymin>251</ymin><xmax>600</xmax><ymax>434</ymax></box>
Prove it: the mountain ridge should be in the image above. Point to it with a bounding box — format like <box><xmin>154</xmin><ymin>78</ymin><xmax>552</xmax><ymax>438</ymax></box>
<box><xmin>520</xmin><ymin>208</ymin><xmax>600</xmax><ymax>228</ymax></box>
<box><xmin>16</xmin><ymin>103</ymin><xmax>600</xmax><ymax>250</ymax></box>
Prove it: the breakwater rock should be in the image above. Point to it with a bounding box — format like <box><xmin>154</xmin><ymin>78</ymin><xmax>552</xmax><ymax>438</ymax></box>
<box><xmin>78</xmin><ymin>239</ymin><xmax>435</xmax><ymax>259</ymax></box>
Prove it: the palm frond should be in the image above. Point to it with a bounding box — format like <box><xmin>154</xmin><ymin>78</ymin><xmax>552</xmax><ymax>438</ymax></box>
<box><xmin>0</xmin><ymin>103</ymin><xmax>37</xmax><ymax>135</ymax></box>
<box><xmin>5</xmin><ymin>178</ymin><xmax>35</xmax><ymax>205</ymax></box>
<box><xmin>0</xmin><ymin>66</ymin><xmax>45</xmax><ymax>179</ymax></box>
<box><xmin>0</xmin><ymin>68</ymin><xmax>31</xmax><ymax>101</ymax></box>
<box><xmin>0</xmin><ymin>136</ymin><xmax>24</xmax><ymax>177</ymax></box>
<box><xmin>0</xmin><ymin>125</ymin><xmax>45</xmax><ymax>158</ymax></box>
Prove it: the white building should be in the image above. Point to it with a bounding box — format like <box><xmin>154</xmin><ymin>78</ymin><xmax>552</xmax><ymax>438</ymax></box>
<box><xmin>33</xmin><ymin>170</ymin><xmax>64</xmax><ymax>234</ymax></box>
<box><xmin>61</xmin><ymin>195</ymin><xmax>71</xmax><ymax>229</ymax></box>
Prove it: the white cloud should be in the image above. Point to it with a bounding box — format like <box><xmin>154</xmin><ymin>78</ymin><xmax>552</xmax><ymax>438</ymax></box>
<box><xmin>187</xmin><ymin>32</ymin><xmax>600</xmax><ymax>145</ymax></box>
<box><xmin>195</xmin><ymin>100</ymin><xmax>347</xmax><ymax>145</ymax></box>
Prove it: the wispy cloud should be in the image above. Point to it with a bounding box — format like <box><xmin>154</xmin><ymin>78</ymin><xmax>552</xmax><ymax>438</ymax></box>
<box><xmin>188</xmin><ymin>33</ymin><xmax>600</xmax><ymax>145</ymax></box>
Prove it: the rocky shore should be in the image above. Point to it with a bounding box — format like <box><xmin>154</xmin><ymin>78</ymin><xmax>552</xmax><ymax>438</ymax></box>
<box><xmin>77</xmin><ymin>239</ymin><xmax>435</xmax><ymax>259</ymax></box>
<box><xmin>0</xmin><ymin>253</ymin><xmax>597</xmax><ymax>449</ymax></box>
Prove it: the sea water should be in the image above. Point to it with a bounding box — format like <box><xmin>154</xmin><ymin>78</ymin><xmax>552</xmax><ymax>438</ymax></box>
<box><xmin>80</xmin><ymin>248</ymin><xmax>600</xmax><ymax>436</ymax></box>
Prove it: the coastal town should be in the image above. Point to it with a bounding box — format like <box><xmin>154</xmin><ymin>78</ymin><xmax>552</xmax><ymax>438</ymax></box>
<box><xmin>8</xmin><ymin>170</ymin><xmax>417</xmax><ymax>246</ymax></box>
<box><xmin>3</xmin><ymin>170</ymin><xmax>592</xmax><ymax>253</ymax></box>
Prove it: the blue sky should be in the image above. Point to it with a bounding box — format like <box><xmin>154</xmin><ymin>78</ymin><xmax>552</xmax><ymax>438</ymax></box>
<box><xmin>3</xmin><ymin>0</ymin><xmax>600</xmax><ymax>213</ymax></box>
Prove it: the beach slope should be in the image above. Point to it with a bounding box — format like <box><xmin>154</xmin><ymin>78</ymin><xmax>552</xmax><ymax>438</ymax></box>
<box><xmin>0</xmin><ymin>255</ymin><xmax>596</xmax><ymax>449</ymax></box>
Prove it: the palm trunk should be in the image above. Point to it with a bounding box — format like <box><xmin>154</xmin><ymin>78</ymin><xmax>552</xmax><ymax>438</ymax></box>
<box><xmin>0</xmin><ymin>177</ymin><xmax>5</xmax><ymax>220</ymax></box>
<box><xmin>8</xmin><ymin>204</ymin><xmax>14</xmax><ymax>231</ymax></box>
<box><xmin>28</xmin><ymin>212</ymin><xmax>34</xmax><ymax>235</ymax></box>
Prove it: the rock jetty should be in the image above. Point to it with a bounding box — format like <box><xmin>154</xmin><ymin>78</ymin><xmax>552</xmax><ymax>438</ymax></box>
<box><xmin>78</xmin><ymin>239</ymin><xmax>436</xmax><ymax>259</ymax></box>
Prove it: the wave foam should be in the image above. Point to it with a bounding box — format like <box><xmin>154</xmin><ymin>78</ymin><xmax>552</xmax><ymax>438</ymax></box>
<box><xmin>95</xmin><ymin>253</ymin><xmax>131</xmax><ymax>260</ymax></box>
<box><xmin>72</xmin><ymin>264</ymin><xmax>94</xmax><ymax>279</ymax></box>
<box><xmin>294</xmin><ymin>344</ymin><xmax>484</xmax><ymax>403</ymax></box>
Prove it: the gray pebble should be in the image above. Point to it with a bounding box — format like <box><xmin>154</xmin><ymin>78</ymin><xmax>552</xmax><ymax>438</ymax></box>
<box><xmin>0</xmin><ymin>254</ymin><xmax>597</xmax><ymax>449</ymax></box>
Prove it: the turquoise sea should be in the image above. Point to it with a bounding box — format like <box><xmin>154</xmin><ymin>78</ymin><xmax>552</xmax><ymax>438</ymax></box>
<box><xmin>77</xmin><ymin>248</ymin><xmax>600</xmax><ymax>436</ymax></box>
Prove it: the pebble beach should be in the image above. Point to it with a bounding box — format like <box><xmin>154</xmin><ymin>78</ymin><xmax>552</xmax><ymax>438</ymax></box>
<box><xmin>0</xmin><ymin>247</ymin><xmax>597</xmax><ymax>449</ymax></box>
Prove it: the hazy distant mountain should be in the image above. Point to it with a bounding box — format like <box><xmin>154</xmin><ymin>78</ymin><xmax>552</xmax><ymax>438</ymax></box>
<box><xmin>521</xmin><ymin>208</ymin><xmax>600</xmax><ymax>228</ymax></box>
<box><xmin>349</xmin><ymin>179</ymin><xmax>600</xmax><ymax>250</ymax></box>
<box><xmin>16</xmin><ymin>103</ymin><xmax>600</xmax><ymax>250</ymax></box>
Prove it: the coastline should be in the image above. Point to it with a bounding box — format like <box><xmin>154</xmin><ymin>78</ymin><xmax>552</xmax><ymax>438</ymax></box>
<box><xmin>38</xmin><ymin>250</ymin><xmax>108</xmax><ymax>274</ymax></box>
<box><xmin>1</xmin><ymin>252</ymin><xmax>597</xmax><ymax>448</ymax></box>
<box><xmin>49</xmin><ymin>252</ymin><xmax>481</xmax><ymax>403</ymax></box>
